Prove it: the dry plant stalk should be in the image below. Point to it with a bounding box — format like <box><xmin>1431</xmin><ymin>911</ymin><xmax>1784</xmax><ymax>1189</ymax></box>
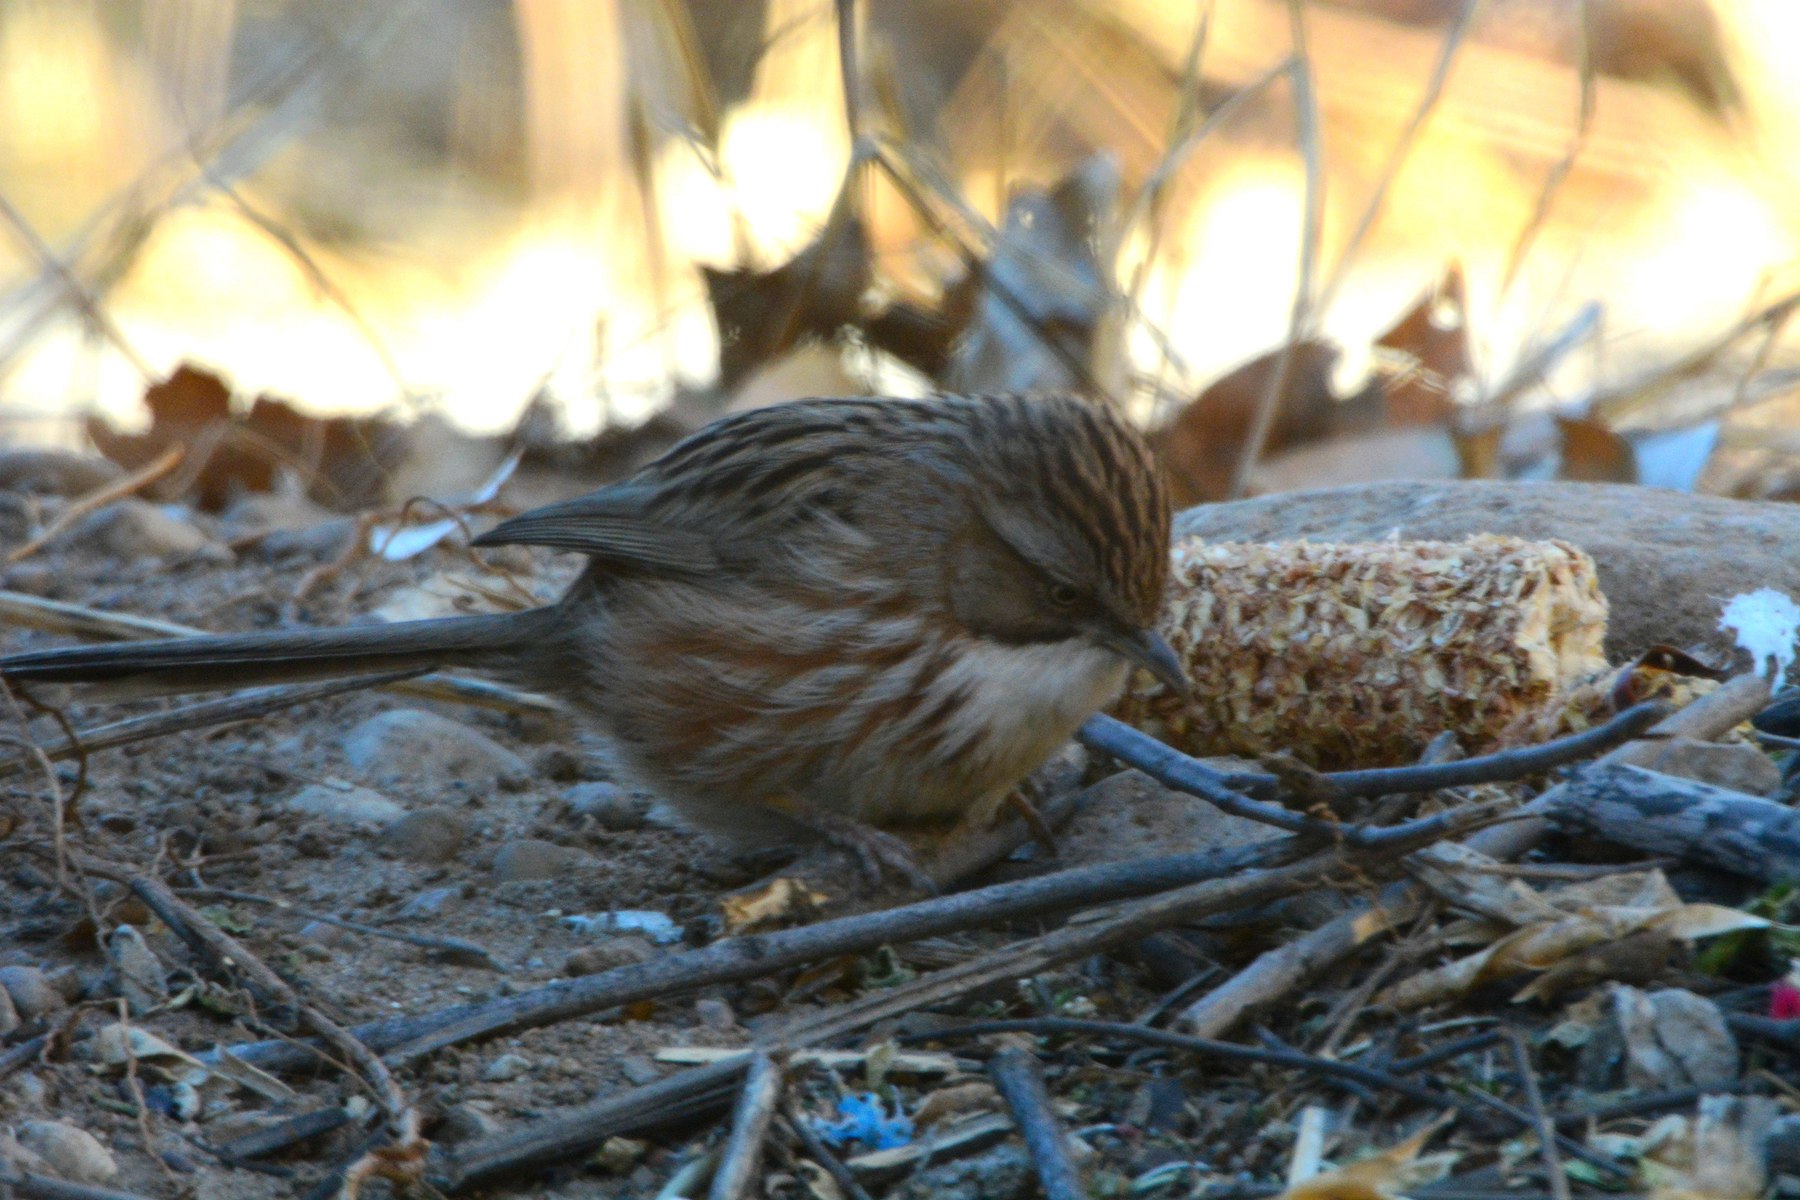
<box><xmin>1115</xmin><ymin>535</ymin><xmax>1609</xmax><ymax>768</ymax></box>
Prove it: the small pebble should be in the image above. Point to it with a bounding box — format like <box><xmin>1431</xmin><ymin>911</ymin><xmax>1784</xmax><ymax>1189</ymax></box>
<box><xmin>72</xmin><ymin>499</ymin><xmax>226</xmax><ymax>562</ymax></box>
<box><xmin>286</xmin><ymin>782</ymin><xmax>405</xmax><ymax>826</ymax></box>
<box><xmin>396</xmin><ymin>886</ymin><xmax>461</xmax><ymax>920</ymax></box>
<box><xmin>16</xmin><ymin>1120</ymin><xmax>118</xmax><ymax>1185</ymax></box>
<box><xmin>298</xmin><ymin>921</ymin><xmax>358</xmax><ymax>950</ymax></box>
<box><xmin>619</xmin><ymin>1055</ymin><xmax>662</xmax><ymax>1086</ymax></box>
<box><xmin>532</xmin><ymin>745</ymin><xmax>586</xmax><ymax>781</ymax></box>
<box><xmin>105</xmin><ymin>925</ymin><xmax>168</xmax><ymax>1016</ymax></box>
<box><xmin>563</xmin><ymin>937</ymin><xmax>655</xmax><ymax>977</ymax></box>
<box><xmin>0</xmin><ymin>448</ymin><xmax>121</xmax><ymax>495</ymax></box>
<box><xmin>481</xmin><ymin>1053</ymin><xmax>531</xmax><ymax>1083</ymax></box>
<box><xmin>564</xmin><ymin>782</ymin><xmax>651</xmax><ymax>831</ymax></box>
<box><xmin>0</xmin><ymin>966</ymin><xmax>61</xmax><ymax>1021</ymax></box>
<box><xmin>591</xmin><ymin>1136</ymin><xmax>648</xmax><ymax>1173</ymax></box>
<box><xmin>492</xmin><ymin>839</ymin><xmax>588</xmax><ymax>883</ymax></box>
<box><xmin>694</xmin><ymin>997</ymin><xmax>738</xmax><ymax>1031</ymax></box>
<box><xmin>5</xmin><ymin>1071</ymin><xmax>46</xmax><ymax>1109</ymax></box>
<box><xmin>379</xmin><ymin>808</ymin><xmax>469</xmax><ymax>864</ymax></box>
<box><xmin>435</xmin><ymin>1103</ymin><xmax>503</xmax><ymax>1144</ymax></box>
<box><xmin>342</xmin><ymin>709</ymin><xmax>528</xmax><ymax>793</ymax></box>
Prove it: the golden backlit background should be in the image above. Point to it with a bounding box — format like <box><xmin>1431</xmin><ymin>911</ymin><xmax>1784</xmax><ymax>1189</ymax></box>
<box><xmin>2</xmin><ymin>0</ymin><xmax>1799</xmax><ymax>499</ymax></box>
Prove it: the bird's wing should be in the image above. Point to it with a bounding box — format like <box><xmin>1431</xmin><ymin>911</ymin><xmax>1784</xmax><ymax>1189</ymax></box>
<box><xmin>472</xmin><ymin>488</ymin><xmax>720</xmax><ymax>573</ymax></box>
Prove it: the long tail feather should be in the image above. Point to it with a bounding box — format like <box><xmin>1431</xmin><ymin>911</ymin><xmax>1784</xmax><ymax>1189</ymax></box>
<box><xmin>0</xmin><ymin>608</ymin><xmax>559</xmax><ymax>698</ymax></box>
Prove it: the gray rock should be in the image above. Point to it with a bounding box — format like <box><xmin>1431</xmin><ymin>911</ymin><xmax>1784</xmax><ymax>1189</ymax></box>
<box><xmin>16</xmin><ymin>1121</ymin><xmax>118</xmax><ymax>1185</ymax></box>
<box><xmin>435</xmin><ymin>1103</ymin><xmax>504</xmax><ymax>1144</ymax></box>
<box><xmin>0</xmin><ymin>965</ymin><xmax>61</xmax><ymax>1021</ymax></box>
<box><xmin>297</xmin><ymin>921</ymin><xmax>358</xmax><ymax>949</ymax></box>
<box><xmin>286</xmin><ymin>782</ymin><xmax>405</xmax><ymax>826</ymax></box>
<box><xmin>1174</xmin><ymin>480</ymin><xmax>1800</xmax><ymax>661</ymax></box>
<box><xmin>693</xmin><ymin>997</ymin><xmax>738</xmax><ymax>1031</ymax></box>
<box><xmin>395</xmin><ymin>886</ymin><xmax>461</xmax><ymax>920</ymax></box>
<box><xmin>72</xmin><ymin>499</ymin><xmax>227</xmax><ymax>562</ymax></box>
<box><xmin>0</xmin><ymin>449</ymin><xmax>121</xmax><ymax>496</ymax></box>
<box><xmin>564</xmin><ymin>782</ymin><xmax>651</xmax><ymax>831</ymax></box>
<box><xmin>563</xmin><ymin>937</ymin><xmax>656</xmax><ymax>977</ymax></box>
<box><xmin>1056</xmin><ymin>769</ymin><xmax>1276</xmax><ymax>867</ymax></box>
<box><xmin>0</xmin><ymin>985</ymin><xmax>16</xmax><ymax>1035</ymax></box>
<box><xmin>105</xmin><ymin>925</ymin><xmax>168</xmax><ymax>1016</ymax></box>
<box><xmin>492</xmin><ymin>839</ymin><xmax>588</xmax><ymax>883</ymax></box>
<box><xmin>379</xmin><ymin>808</ymin><xmax>469</xmax><ymax>863</ymax></box>
<box><xmin>1645</xmin><ymin>737</ymin><xmax>1784</xmax><ymax>797</ymax></box>
<box><xmin>1614</xmin><ymin>985</ymin><xmax>1739</xmax><ymax>1090</ymax></box>
<box><xmin>342</xmin><ymin>709</ymin><xmax>528</xmax><ymax>794</ymax></box>
<box><xmin>481</xmin><ymin>1053</ymin><xmax>531</xmax><ymax>1083</ymax></box>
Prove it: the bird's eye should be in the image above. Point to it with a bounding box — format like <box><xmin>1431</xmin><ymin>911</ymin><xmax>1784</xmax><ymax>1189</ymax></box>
<box><xmin>1047</xmin><ymin>583</ymin><xmax>1080</xmax><ymax>608</ymax></box>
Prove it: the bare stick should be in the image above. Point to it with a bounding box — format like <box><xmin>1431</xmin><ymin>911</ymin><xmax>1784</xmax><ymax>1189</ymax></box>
<box><xmin>6</xmin><ymin>446</ymin><xmax>186</xmax><ymax>565</ymax></box>
<box><xmin>1498</xmin><ymin>0</ymin><xmax>1593</xmax><ymax>297</ymax></box>
<box><xmin>1547</xmin><ymin>763</ymin><xmax>1800</xmax><ymax>883</ymax></box>
<box><xmin>0</xmin><ymin>590</ymin><xmax>559</xmax><ymax>715</ymax></box>
<box><xmin>178</xmin><ymin>886</ymin><xmax>505</xmax><ymax>972</ymax></box>
<box><xmin>1175</xmin><ymin>674</ymin><xmax>1770</xmax><ymax>1037</ymax></box>
<box><xmin>1315</xmin><ymin>0</ymin><xmax>1481</xmax><ymax>315</ymax></box>
<box><xmin>781</xmin><ymin>1103</ymin><xmax>874</xmax><ymax>1200</ymax></box>
<box><xmin>1227</xmin><ymin>0</ymin><xmax>1324</xmax><ymax>500</ymax></box>
<box><xmin>436</xmin><ymin>835</ymin><xmax>1468</xmax><ymax>1191</ymax></box>
<box><xmin>987</xmin><ymin>1046</ymin><xmax>1086</xmax><ymax>1200</ymax></box>
<box><xmin>0</xmin><ymin>186</ymin><xmax>152</xmax><ymax>379</ymax></box>
<box><xmin>58</xmin><ymin>852</ymin><xmax>426</xmax><ymax>1187</ymax></box>
<box><xmin>290</xmin><ymin>838</ymin><xmax>1309</xmax><ymax>1074</ymax></box>
<box><xmin>1078</xmin><ymin>703</ymin><xmax>1664</xmax><ymax>840</ymax></box>
<box><xmin>1506</xmin><ymin>1028</ymin><xmax>1572</xmax><ymax>1200</ymax></box>
<box><xmin>708</xmin><ymin>1052</ymin><xmax>785</xmax><ymax>1200</ymax></box>
<box><xmin>0</xmin><ymin>1168</ymin><xmax>156</xmax><ymax>1200</ymax></box>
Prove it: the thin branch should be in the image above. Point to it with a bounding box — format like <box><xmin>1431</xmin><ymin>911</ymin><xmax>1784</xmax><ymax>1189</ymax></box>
<box><xmin>1315</xmin><ymin>0</ymin><xmax>1482</xmax><ymax>315</ymax></box>
<box><xmin>177</xmin><ymin>886</ymin><xmax>505</xmax><ymax>972</ymax></box>
<box><xmin>6</xmin><ymin>446</ymin><xmax>185</xmax><ymax>565</ymax></box>
<box><xmin>1173</xmin><ymin>673</ymin><xmax>1770</xmax><ymax>1039</ymax></box>
<box><xmin>1506</xmin><ymin>1027</ymin><xmax>1572</xmax><ymax>1200</ymax></box>
<box><xmin>987</xmin><ymin>1046</ymin><xmax>1086</xmax><ymax>1200</ymax></box>
<box><xmin>436</xmin><ymin>830</ymin><xmax>1479</xmax><ymax>1191</ymax></box>
<box><xmin>219</xmin><ymin>835</ymin><xmax>1307</xmax><ymax>1075</ymax></box>
<box><xmin>0</xmin><ymin>186</ymin><xmax>153</xmax><ymax>379</ymax></box>
<box><xmin>1228</xmin><ymin>0</ymin><xmax>1325</xmax><ymax>498</ymax></box>
<box><xmin>780</xmin><ymin>1103</ymin><xmax>874</xmax><ymax>1200</ymax></box>
<box><xmin>1078</xmin><ymin>701</ymin><xmax>1668</xmax><ymax>805</ymax></box>
<box><xmin>708</xmin><ymin>1051</ymin><xmax>785</xmax><ymax>1200</ymax></box>
<box><xmin>1498</xmin><ymin>0</ymin><xmax>1593</xmax><ymax>298</ymax></box>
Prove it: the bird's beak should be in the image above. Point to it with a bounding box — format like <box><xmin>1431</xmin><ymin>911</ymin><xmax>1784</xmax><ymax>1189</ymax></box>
<box><xmin>1094</xmin><ymin>625</ymin><xmax>1187</xmax><ymax>694</ymax></box>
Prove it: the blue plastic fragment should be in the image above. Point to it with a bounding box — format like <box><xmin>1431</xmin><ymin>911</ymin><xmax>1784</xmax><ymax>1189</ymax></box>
<box><xmin>810</xmin><ymin>1092</ymin><xmax>914</xmax><ymax>1151</ymax></box>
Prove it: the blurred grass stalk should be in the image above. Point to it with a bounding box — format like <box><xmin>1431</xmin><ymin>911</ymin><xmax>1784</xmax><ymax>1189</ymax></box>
<box><xmin>0</xmin><ymin>0</ymin><xmax>1794</xmax><ymax>457</ymax></box>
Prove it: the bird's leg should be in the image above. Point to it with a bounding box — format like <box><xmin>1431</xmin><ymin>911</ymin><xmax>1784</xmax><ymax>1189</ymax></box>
<box><xmin>765</xmin><ymin>797</ymin><xmax>938</xmax><ymax>894</ymax></box>
<box><xmin>1004</xmin><ymin>777</ymin><xmax>1061</xmax><ymax>855</ymax></box>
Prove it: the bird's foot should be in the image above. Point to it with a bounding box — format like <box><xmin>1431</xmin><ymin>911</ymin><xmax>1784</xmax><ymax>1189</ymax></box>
<box><xmin>809</xmin><ymin>813</ymin><xmax>938</xmax><ymax>894</ymax></box>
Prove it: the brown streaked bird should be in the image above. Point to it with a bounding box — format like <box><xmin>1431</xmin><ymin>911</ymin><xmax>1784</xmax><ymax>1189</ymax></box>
<box><xmin>0</xmin><ymin>394</ymin><xmax>1181</xmax><ymax>882</ymax></box>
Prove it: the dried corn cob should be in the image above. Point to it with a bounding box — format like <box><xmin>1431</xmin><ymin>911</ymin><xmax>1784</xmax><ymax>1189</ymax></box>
<box><xmin>1113</xmin><ymin>535</ymin><xmax>1610</xmax><ymax>768</ymax></box>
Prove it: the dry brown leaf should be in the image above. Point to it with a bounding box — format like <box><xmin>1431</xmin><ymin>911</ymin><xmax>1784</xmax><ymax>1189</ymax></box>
<box><xmin>719</xmin><ymin>877</ymin><xmax>830</xmax><ymax>933</ymax></box>
<box><xmin>1278</xmin><ymin>1117</ymin><xmax>1457</xmax><ymax>1200</ymax></box>
<box><xmin>1377</xmin><ymin>870</ymin><xmax>1770</xmax><ymax>1009</ymax></box>
<box><xmin>1639</xmin><ymin>1096</ymin><xmax>1778</xmax><ymax>1200</ymax></box>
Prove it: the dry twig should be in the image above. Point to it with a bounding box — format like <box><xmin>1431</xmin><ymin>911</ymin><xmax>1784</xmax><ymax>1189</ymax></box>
<box><xmin>1174</xmin><ymin>672</ymin><xmax>1770</xmax><ymax>1038</ymax></box>
<box><xmin>708</xmin><ymin>1051</ymin><xmax>785</xmax><ymax>1200</ymax></box>
<box><xmin>987</xmin><ymin>1046</ymin><xmax>1085</xmax><ymax>1200</ymax></box>
<box><xmin>5</xmin><ymin>446</ymin><xmax>186</xmax><ymax>566</ymax></box>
